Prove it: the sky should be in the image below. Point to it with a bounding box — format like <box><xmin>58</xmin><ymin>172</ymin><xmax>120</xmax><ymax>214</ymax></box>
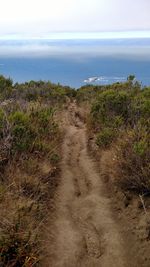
<box><xmin>0</xmin><ymin>0</ymin><xmax>150</xmax><ymax>38</ymax></box>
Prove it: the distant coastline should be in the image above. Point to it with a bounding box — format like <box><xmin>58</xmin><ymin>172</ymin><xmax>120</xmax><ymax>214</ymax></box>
<box><xmin>0</xmin><ymin>56</ymin><xmax>150</xmax><ymax>88</ymax></box>
<box><xmin>0</xmin><ymin>37</ymin><xmax>150</xmax><ymax>88</ymax></box>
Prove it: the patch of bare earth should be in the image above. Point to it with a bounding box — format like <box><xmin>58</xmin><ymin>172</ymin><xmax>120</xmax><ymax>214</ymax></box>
<box><xmin>97</xmin><ymin>148</ymin><xmax>150</xmax><ymax>267</ymax></box>
<box><xmin>43</xmin><ymin>102</ymin><xmax>141</xmax><ymax>267</ymax></box>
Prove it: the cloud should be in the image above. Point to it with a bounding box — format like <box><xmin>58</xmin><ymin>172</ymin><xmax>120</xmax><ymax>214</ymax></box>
<box><xmin>0</xmin><ymin>39</ymin><xmax>150</xmax><ymax>60</ymax></box>
<box><xmin>0</xmin><ymin>0</ymin><xmax>150</xmax><ymax>35</ymax></box>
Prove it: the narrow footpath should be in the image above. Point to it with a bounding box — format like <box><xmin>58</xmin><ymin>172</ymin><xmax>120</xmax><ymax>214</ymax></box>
<box><xmin>45</xmin><ymin>102</ymin><xmax>138</xmax><ymax>267</ymax></box>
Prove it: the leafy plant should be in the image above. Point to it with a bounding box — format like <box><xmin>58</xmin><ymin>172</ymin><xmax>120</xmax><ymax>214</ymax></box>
<box><xmin>96</xmin><ymin>127</ymin><xmax>116</xmax><ymax>148</ymax></box>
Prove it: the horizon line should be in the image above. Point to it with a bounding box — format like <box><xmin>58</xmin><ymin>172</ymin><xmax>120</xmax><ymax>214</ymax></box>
<box><xmin>1</xmin><ymin>31</ymin><xmax>150</xmax><ymax>40</ymax></box>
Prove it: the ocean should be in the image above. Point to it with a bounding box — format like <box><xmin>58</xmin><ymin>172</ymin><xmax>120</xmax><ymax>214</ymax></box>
<box><xmin>0</xmin><ymin>38</ymin><xmax>150</xmax><ymax>88</ymax></box>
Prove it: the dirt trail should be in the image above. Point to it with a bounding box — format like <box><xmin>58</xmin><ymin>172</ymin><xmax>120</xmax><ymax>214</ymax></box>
<box><xmin>46</xmin><ymin>102</ymin><xmax>133</xmax><ymax>267</ymax></box>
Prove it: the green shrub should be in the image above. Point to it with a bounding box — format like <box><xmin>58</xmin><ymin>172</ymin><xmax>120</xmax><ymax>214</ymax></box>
<box><xmin>31</xmin><ymin>107</ymin><xmax>58</xmax><ymax>137</ymax></box>
<box><xmin>34</xmin><ymin>107</ymin><xmax>54</xmax><ymax>126</ymax></box>
<box><xmin>111</xmin><ymin>116</ymin><xmax>124</xmax><ymax>129</ymax></box>
<box><xmin>131</xmin><ymin>94</ymin><xmax>150</xmax><ymax>124</ymax></box>
<box><xmin>91</xmin><ymin>89</ymin><xmax>130</xmax><ymax>126</ymax></box>
<box><xmin>0</xmin><ymin>75</ymin><xmax>12</xmax><ymax>90</ymax></box>
<box><xmin>133</xmin><ymin>140</ymin><xmax>149</xmax><ymax>156</ymax></box>
<box><xmin>116</xmin><ymin>128</ymin><xmax>150</xmax><ymax>194</ymax></box>
<box><xmin>9</xmin><ymin>111</ymin><xmax>35</xmax><ymax>152</ymax></box>
<box><xmin>9</xmin><ymin>111</ymin><xmax>29</xmax><ymax>126</ymax></box>
<box><xmin>96</xmin><ymin>127</ymin><xmax>116</xmax><ymax>148</ymax></box>
<box><xmin>88</xmin><ymin>81</ymin><xmax>150</xmax><ymax>195</ymax></box>
<box><xmin>0</xmin><ymin>75</ymin><xmax>13</xmax><ymax>99</ymax></box>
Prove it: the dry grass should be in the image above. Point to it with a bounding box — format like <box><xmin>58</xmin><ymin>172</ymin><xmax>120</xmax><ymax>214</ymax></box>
<box><xmin>0</xmin><ymin>103</ymin><xmax>62</xmax><ymax>266</ymax></box>
<box><xmin>114</xmin><ymin>131</ymin><xmax>150</xmax><ymax>195</ymax></box>
<box><xmin>0</xmin><ymin>152</ymin><xmax>60</xmax><ymax>266</ymax></box>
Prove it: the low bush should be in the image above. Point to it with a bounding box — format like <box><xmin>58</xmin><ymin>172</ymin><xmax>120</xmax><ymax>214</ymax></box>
<box><xmin>96</xmin><ymin>127</ymin><xmax>116</xmax><ymax>148</ymax></box>
<box><xmin>116</xmin><ymin>127</ymin><xmax>150</xmax><ymax>195</ymax></box>
<box><xmin>88</xmin><ymin>79</ymin><xmax>150</xmax><ymax>196</ymax></box>
<box><xmin>0</xmin><ymin>75</ymin><xmax>66</xmax><ymax>266</ymax></box>
<box><xmin>9</xmin><ymin>111</ymin><xmax>35</xmax><ymax>152</ymax></box>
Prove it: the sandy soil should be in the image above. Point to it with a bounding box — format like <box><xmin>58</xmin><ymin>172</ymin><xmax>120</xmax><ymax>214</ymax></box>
<box><xmin>43</xmin><ymin>102</ymin><xmax>141</xmax><ymax>267</ymax></box>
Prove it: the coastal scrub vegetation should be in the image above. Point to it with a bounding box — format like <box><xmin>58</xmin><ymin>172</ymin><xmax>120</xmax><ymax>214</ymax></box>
<box><xmin>0</xmin><ymin>75</ymin><xmax>75</xmax><ymax>266</ymax></box>
<box><xmin>0</xmin><ymin>74</ymin><xmax>150</xmax><ymax>265</ymax></box>
<box><xmin>77</xmin><ymin>76</ymin><xmax>150</xmax><ymax>195</ymax></box>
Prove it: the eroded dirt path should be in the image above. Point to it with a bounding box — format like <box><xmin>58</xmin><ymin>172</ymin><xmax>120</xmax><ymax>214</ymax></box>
<box><xmin>46</xmin><ymin>102</ymin><xmax>130</xmax><ymax>267</ymax></box>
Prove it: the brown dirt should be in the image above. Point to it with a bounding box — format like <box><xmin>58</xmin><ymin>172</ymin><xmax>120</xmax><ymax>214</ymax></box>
<box><xmin>98</xmin><ymin>148</ymin><xmax>150</xmax><ymax>267</ymax></box>
<box><xmin>43</xmin><ymin>102</ymin><xmax>142</xmax><ymax>267</ymax></box>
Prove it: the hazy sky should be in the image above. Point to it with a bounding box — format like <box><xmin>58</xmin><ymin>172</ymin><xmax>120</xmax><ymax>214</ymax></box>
<box><xmin>0</xmin><ymin>0</ymin><xmax>150</xmax><ymax>38</ymax></box>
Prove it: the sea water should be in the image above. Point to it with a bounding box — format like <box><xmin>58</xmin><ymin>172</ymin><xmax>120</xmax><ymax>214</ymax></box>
<box><xmin>0</xmin><ymin>38</ymin><xmax>150</xmax><ymax>88</ymax></box>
